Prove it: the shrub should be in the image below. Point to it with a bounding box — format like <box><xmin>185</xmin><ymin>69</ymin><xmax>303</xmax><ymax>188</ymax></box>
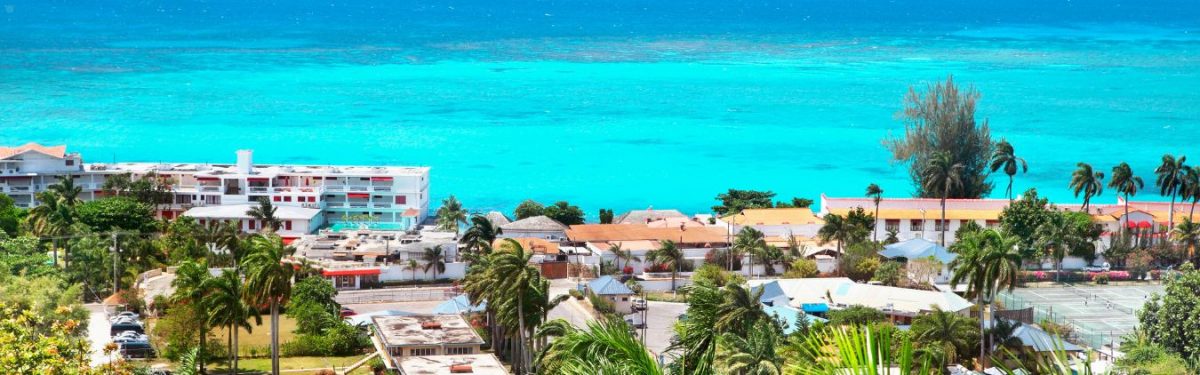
<box><xmin>846</xmin><ymin>257</ymin><xmax>880</xmax><ymax>282</ymax></box>
<box><xmin>622</xmin><ymin>266</ymin><xmax>634</xmax><ymax>275</ymax></box>
<box><xmin>783</xmin><ymin>258</ymin><xmax>819</xmax><ymax>279</ymax></box>
<box><xmin>587</xmin><ymin>292</ymin><xmax>615</xmax><ymax>314</ymax></box>
<box><xmin>568</xmin><ymin>289</ymin><xmax>583</xmax><ymax>300</ymax></box>
<box><xmin>1151</xmin><ymin>270</ymin><xmax>1162</xmax><ymax>280</ymax></box>
<box><xmin>872</xmin><ymin>261</ymin><xmax>903</xmax><ymax>286</ymax></box>
<box><xmin>828</xmin><ymin>305</ymin><xmax>887</xmax><ymax>326</ymax></box>
<box><xmin>1093</xmin><ymin>273</ymin><xmax>1110</xmax><ymax>285</ymax></box>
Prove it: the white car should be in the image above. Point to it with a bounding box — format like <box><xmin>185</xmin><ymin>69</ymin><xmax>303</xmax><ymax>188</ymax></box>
<box><xmin>632</xmin><ymin>298</ymin><xmax>647</xmax><ymax>311</ymax></box>
<box><xmin>1082</xmin><ymin>263</ymin><xmax>1111</xmax><ymax>272</ymax></box>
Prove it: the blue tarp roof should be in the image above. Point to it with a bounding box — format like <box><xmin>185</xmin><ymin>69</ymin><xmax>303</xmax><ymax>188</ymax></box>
<box><xmin>765</xmin><ymin>304</ymin><xmax>827</xmax><ymax>334</ymax></box>
<box><xmin>433</xmin><ymin>294</ymin><xmax>487</xmax><ymax>315</ymax></box>
<box><xmin>588</xmin><ymin>275</ymin><xmax>634</xmax><ymax>295</ymax></box>
<box><xmin>753</xmin><ymin>280</ymin><xmax>787</xmax><ymax>304</ymax></box>
<box><xmin>879</xmin><ymin>238</ymin><xmax>957</xmax><ymax>263</ymax></box>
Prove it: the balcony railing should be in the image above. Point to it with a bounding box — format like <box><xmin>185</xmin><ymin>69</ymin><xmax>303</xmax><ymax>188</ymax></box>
<box><xmin>248</xmin><ymin>187</ymin><xmax>269</xmax><ymax>193</ymax></box>
<box><xmin>199</xmin><ymin>186</ymin><xmax>220</xmax><ymax>192</ymax></box>
<box><xmin>349</xmin><ymin>203</ymin><xmax>369</xmax><ymax>208</ymax></box>
<box><xmin>372</xmin><ymin>186</ymin><xmax>392</xmax><ymax>192</ymax></box>
<box><xmin>372</xmin><ymin>203</ymin><xmax>391</xmax><ymax>209</ymax></box>
<box><xmin>347</xmin><ymin>185</ymin><xmax>369</xmax><ymax>192</ymax></box>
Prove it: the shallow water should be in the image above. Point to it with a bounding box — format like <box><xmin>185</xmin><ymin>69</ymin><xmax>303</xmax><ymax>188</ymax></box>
<box><xmin>1</xmin><ymin>1</ymin><xmax>1198</xmax><ymax>216</ymax></box>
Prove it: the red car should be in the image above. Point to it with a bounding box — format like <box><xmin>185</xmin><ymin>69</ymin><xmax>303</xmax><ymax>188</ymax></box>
<box><xmin>339</xmin><ymin>307</ymin><xmax>356</xmax><ymax>318</ymax></box>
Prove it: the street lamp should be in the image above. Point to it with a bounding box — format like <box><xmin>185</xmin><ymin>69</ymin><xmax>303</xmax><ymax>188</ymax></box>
<box><xmin>919</xmin><ymin>209</ymin><xmax>927</xmax><ymax>239</ymax></box>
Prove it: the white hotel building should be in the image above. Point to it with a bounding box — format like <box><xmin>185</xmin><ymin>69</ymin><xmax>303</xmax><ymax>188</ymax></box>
<box><xmin>0</xmin><ymin>143</ymin><xmax>430</xmax><ymax>240</ymax></box>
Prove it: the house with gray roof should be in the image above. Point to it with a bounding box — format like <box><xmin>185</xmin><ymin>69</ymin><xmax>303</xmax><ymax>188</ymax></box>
<box><xmin>879</xmin><ymin>238</ymin><xmax>957</xmax><ymax>284</ymax></box>
<box><xmin>587</xmin><ymin>275</ymin><xmax>635</xmax><ymax>314</ymax></box>
<box><xmin>498</xmin><ymin>215</ymin><xmax>568</xmax><ymax>241</ymax></box>
<box><xmin>614</xmin><ymin>208</ymin><xmax>687</xmax><ymax>224</ymax></box>
<box><xmin>484</xmin><ymin>211</ymin><xmax>511</xmax><ymax>227</ymax></box>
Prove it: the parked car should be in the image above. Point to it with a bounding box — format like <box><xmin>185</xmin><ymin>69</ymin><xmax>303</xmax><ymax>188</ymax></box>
<box><xmin>119</xmin><ymin>341</ymin><xmax>156</xmax><ymax>358</ymax></box>
<box><xmin>110</xmin><ymin>321</ymin><xmax>145</xmax><ymax>336</ymax></box>
<box><xmin>624</xmin><ymin>314</ymin><xmax>646</xmax><ymax>329</ymax></box>
<box><xmin>340</xmin><ymin>307</ymin><xmax>356</xmax><ymax>318</ymax></box>
<box><xmin>1083</xmin><ymin>262</ymin><xmax>1112</xmax><ymax>272</ymax></box>
<box><xmin>113</xmin><ymin>331</ymin><xmax>149</xmax><ymax>343</ymax></box>
<box><xmin>632</xmin><ymin>298</ymin><xmax>647</xmax><ymax>311</ymax></box>
<box><xmin>109</xmin><ymin>311</ymin><xmax>139</xmax><ymax>323</ymax></box>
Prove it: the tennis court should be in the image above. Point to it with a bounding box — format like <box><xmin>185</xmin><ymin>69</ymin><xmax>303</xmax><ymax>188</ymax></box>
<box><xmin>1001</xmin><ymin>284</ymin><xmax>1164</xmax><ymax>350</ymax></box>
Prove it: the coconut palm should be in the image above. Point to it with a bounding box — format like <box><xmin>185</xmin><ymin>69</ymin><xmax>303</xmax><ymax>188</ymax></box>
<box><xmin>668</xmin><ymin>284</ymin><xmax>724</xmax><ymax>375</ymax></box>
<box><xmin>865</xmin><ymin>183</ymin><xmax>884</xmax><ymax>241</ymax></box>
<box><xmin>911</xmin><ymin>307</ymin><xmax>978</xmax><ymax>368</ymax></box>
<box><xmin>923</xmin><ymin>151</ymin><xmax>964</xmax><ymax>246</ymax></box>
<box><xmin>537</xmin><ymin>318</ymin><xmax>662</xmax><ymax>375</ymax></box>
<box><xmin>817</xmin><ymin>214</ymin><xmax>854</xmax><ymax>276</ymax></box>
<box><xmin>989</xmin><ymin>139</ymin><xmax>1028</xmax><ymax>201</ymax></box>
<box><xmin>421</xmin><ymin>245</ymin><xmax>446</xmax><ymax>280</ymax></box>
<box><xmin>715</xmin><ymin>320</ymin><xmax>782</xmax><ymax>375</ymax></box>
<box><xmin>171</xmin><ymin>260</ymin><xmax>212</xmax><ymax>374</ymax></box>
<box><xmin>1109</xmin><ymin>162</ymin><xmax>1144</xmax><ymax>231</ymax></box>
<box><xmin>176</xmin><ymin>347</ymin><xmax>201</xmax><ymax>375</ymax></box>
<box><xmin>204</xmin><ymin>270</ymin><xmax>259</xmax><ymax>374</ymax></box>
<box><xmin>607</xmin><ymin>243</ymin><xmax>639</xmax><ymax>275</ymax></box>
<box><xmin>1069</xmin><ymin>162</ymin><xmax>1104</xmax><ymax>213</ymax></box>
<box><xmin>403</xmin><ymin>259</ymin><xmax>420</xmax><ymax>281</ymax></box>
<box><xmin>714</xmin><ymin>284</ymin><xmax>769</xmax><ymax>336</ymax></box>
<box><xmin>240</xmin><ymin>235</ymin><xmax>295</xmax><ymax>375</ymax></box>
<box><xmin>486</xmin><ymin>239</ymin><xmax>545</xmax><ymax>373</ymax></box>
<box><xmin>246</xmin><ymin>198</ymin><xmax>281</xmax><ymax>232</ymax></box>
<box><xmin>28</xmin><ymin>190</ymin><xmax>73</xmax><ymax>266</ymax></box>
<box><xmin>1182</xmin><ymin>167</ymin><xmax>1200</xmax><ymax>220</ymax></box>
<box><xmin>1170</xmin><ymin>218</ymin><xmax>1200</xmax><ymax>264</ymax></box>
<box><xmin>951</xmin><ymin>229</ymin><xmax>1021</xmax><ymax>365</ymax></box>
<box><xmin>435</xmin><ymin>195</ymin><xmax>467</xmax><ymax>233</ymax></box>
<box><xmin>461</xmin><ymin>214</ymin><xmax>501</xmax><ymax>257</ymax></box>
<box><xmin>646</xmin><ymin>240</ymin><xmax>685</xmax><ymax>291</ymax></box>
<box><xmin>1155</xmin><ymin>154</ymin><xmax>1188</xmax><ymax>233</ymax></box>
<box><xmin>1034</xmin><ymin>213</ymin><xmax>1071</xmax><ymax>282</ymax></box>
<box><xmin>734</xmin><ymin>227</ymin><xmax>767</xmax><ymax>276</ymax></box>
<box><xmin>48</xmin><ymin>175</ymin><xmax>83</xmax><ymax>207</ymax></box>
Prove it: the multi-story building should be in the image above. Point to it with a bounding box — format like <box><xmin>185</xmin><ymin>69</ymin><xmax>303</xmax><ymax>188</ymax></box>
<box><xmin>0</xmin><ymin>143</ymin><xmax>430</xmax><ymax>238</ymax></box>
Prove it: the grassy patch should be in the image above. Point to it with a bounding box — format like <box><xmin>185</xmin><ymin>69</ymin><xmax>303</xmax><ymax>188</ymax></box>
<box><xmin>208</xmin><ymin>355</ymin><xmax>366</xmax><ymax>374</ymax></box>
<box><xmin>644</xmin><ymin>291</ymin><xmax>687</xmax><ymax>303</ymax></box>
<box><xmin>230</xmin><ymin>315</ymin><xmax>298</xmax><ymax>354</ymax></box>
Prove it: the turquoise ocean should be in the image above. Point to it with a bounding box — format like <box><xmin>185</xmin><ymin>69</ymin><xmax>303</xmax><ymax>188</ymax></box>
<box><xmin>1</xmin><ymin>1</ymin><xmax>1198</xmax><ymax>217</ymax></box>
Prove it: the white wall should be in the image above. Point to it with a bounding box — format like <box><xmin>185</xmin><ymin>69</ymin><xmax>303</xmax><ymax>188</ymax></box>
<box><xmin>378</xmin><ymin>262</ymin><xmax>468</xmax><ymax>282</ymax></box>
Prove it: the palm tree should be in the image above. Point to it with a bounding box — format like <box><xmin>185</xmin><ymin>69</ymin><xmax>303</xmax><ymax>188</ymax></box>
<box><xmin>421</xmin><ymin>245</ymin><xmax>446</xmax><ymax>280</ymax></box>
<box><xmin>816</xmin><ymin>214</ymin><xmax>853</xmax><ymax>275</ymax></box>
<box><xmin>435</xmin><ymin>195</ymin><xmax>467</xmax><ymax>233</ymax></box>
<box><xmin>911</xmin><ymin>307</ymin><xmax>978</xmax><ymax>369</ymax></box>
<box><xmin>1034</xmin><ymin>213</ymin><xmax>1071</xmax><ymax>282</ymax></box>
<box><xmin>950</xmin><ymin>229</ymin><xmax>1021</xmax><ymax>365</ymax></box>
<box><xmin>1182</xmin><ymin>167</ymin><xmax>1200</xmax><ymax>220</ymax></box>
<box><xmin>204</xmin><ymin>270</ymin><xmax>258</xmax><ymax>374</ymax></box>
<box><xmin>171</xmin><ymin>260</ymin><xmax>212</xmax><ymax>374</ymax></box>
<box><xmin>865</xmin><ymin>183</ymin><xmax>883</xmax><ymax>241</ymax></box>
<box><xmin>1109</xmin><ymin>162</ymin><xmax>1144</xmax><ymax>232</ymax></box>
<box><xmin>403</xmin><ymin>259</ymin><xmax>420</xmax><ymax>281</ymax></box>
<box><xmin>714</xmin><ymin>284</ymin><xmax>769</xmax><ymax>336</ymax></box>
<box><xmin>246</xmin><ymin>198</ymin><xmax>281</xmax><ymax>232</ymax></box>
<box><xmin>989</xmin><ymin>139</ymin><xmax>1028</xmax><ymax>201</ymax></box>
<box><xmin>28</xmin><ymin>190</ymin><xmax>72</xmax><ymax>266</ymax></box>
<box><xmin>1170</xmin><ymin>218</ymin><xmax>1200</xmax><ymax>264</ymax></box>
<box><xmin>1156</xmin><ymin>154</ymin><xmax>1188</xmax><ymax>233</ymax></box>
<box><xmin>715</xmin><ymin>320</ymin><xmax>782</xmax><ymax>375</ymax></box>
<box><xmin>489</xmin><ymin>239</ymin><xmax>543</xmax><ymax>374</ymax></box>
<box><xmin>461</xmin><ymin>214</ymin><xmax>501</xmax><ymax>257</ymax></box>
<box><xmin>1069</xmin><ymin>162</ymin><xmax>1104</xmax><ymax>213</ymax></box>
<box><xmin>538</xmin><ymin>318</ymin><xmax>662</xmax><ymax>375</ymax></box>
<box><xmin>176</xmin><ymin>347</ymin><xmax>202</xmax><ymax>375</ymax></box>
<box><xmin>240</xmin><ymin>235</ymin><xmax>295</xmax><ymax>375</ymax></box>
<box><xmin>607</xmin><ymin>243</ymin><xmax>639</xmax><ymax>275</ymax></box>
<box><xmin>734</xmin><ymin>227</ymin><xmax>767</xmax><ymax>276</ymax></box>
<box><xmin>48</xmin><ymin>175</ymin><xmax>83</xmax><ymax>207</ymax></box>
<box><xmin>646</xmin><ymin>240</ymin><xmax>685</xmax><ymax>291</ymax></box>
<box><xmin>923</xmin><ymin>151</ymin><xmax>964</xmax><ymax>246</ymax></box>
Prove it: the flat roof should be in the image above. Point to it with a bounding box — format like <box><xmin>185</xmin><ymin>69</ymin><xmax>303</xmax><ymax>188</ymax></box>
<box><xmin>396</xmin><ymin>354</ymin><xmax>507</xmax><ymax>375</ymax></box>
<box><xmin>84</xmin><ymin>162</ymin><xmax>428</xmax><ymax>177</ymax></box>
<box><xmin>183</xmin><ymin>204</ymin><xmax>321</xmax><ymax>220</ymax></box>
<box><xmin>372</xmin><ymin>315</ymin><xmax>484</xmax><ymax>347</ymax></box>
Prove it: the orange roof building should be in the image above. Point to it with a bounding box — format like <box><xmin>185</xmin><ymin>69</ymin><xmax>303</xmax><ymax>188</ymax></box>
<box><xmin>0</xmin><ymin>142</ymin><xmax>68</xmax><ymax>160</ymax></box>
<box><xmin>566</xmin><ymin>224</ymin><xmax>729</xmax><ymax>245</ymax></box>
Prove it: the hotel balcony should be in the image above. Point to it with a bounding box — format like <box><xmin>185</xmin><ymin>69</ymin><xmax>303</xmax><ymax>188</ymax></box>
<box><xmin>372</xmin><ymin>202</ymin><xmax>392</xmax><ymax>209</ymax></box>
<box><xmin>248</xmin><ymin>186</ymin><xmax>270</xmax><ymax>194</ymax></box>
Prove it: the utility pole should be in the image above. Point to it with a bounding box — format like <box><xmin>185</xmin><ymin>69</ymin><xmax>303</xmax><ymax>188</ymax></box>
<box><xmin>111</xmin><ymin>232</ymin><xmax>120</xmax><ymax>294</ymax></box>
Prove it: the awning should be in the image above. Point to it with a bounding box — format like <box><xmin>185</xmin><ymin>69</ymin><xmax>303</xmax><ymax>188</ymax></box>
<box><xmin>281</xmin><ymin>237</ymin><xmax>298</xmax><ymax>245</ymax></box>
<box><xmin>347</xmin><ymin>193</ymin><xmax>370</xmax><ymax>199</ymax></box>
<box><xmin>195</xmin><ymin>177</ymin><xmax>219</xmax><ymax>181</ymax></box>
<box><xmin>401</xmin><ymin>208</ymin><xmax>420</xmax><ymax>217</ymax></box>
<box><xmin>370</xmin><ymin>177</ymin><xmax>393</xmax><ymax>182</ymax></box>
<box><xmin>247</xmin><ymin>177</ymin><xmax>270</xmax><ymax>182</ymax></box>
<box><xmin>321</xmin><ymin>268</ymin><xmax>382</xmax><ymax>277</ymax></box>
<box><xmin>800</xmin><ymin>303</ymin><xmax>830</xmax><ymax>313</ymax></box>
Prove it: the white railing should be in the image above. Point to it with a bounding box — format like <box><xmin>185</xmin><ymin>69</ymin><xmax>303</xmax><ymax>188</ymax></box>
<box><xmin>372</xmin><ymin>203</ymin><xmax>391</xmax><ymax>209</ymax></box>
<box><xmin>199</xmin><ymin>186</ymin><xmax>220</xmax><ymax>192</ymax></box>
<box><xmin>349</xmin><ymin>203</ymin><xmax>369</xmax><ymax>208</ymax></box>
<box><xmin>372</xmin><ymin>186</ymin><xmax>392</xmax><ymax>192</ymax></box>
<box><xmin>248</xmin><ymin>187</ymin><xmax>269</xmax><ymax>193</ymax></box>
<box><xmin>347</xmin><ymin>185</ymin><xmax>369</xmax><ymax>192</ymax></box>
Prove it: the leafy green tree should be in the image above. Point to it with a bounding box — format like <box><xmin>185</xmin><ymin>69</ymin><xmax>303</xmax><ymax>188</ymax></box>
<box><xmin>28</xmin><ymin>190</ymin><xmax>74</xmax><ymax>266</ymax></box>
<box><xmin>0</xmin><ymin>236</ymin><xmax>54</xmax><ymax>277</ymax></box>
<box><xmin>287</xmin><ymin>277</ymin><xmax>340</xmax><ymax>335</ymax></box>
<box><xmin>646</xmin><ymin>240</ymin><xmax>686</xmax><ymax>291</ymax></box>
<box><xmin>924</xmin><ymin>151</ymin><xmax>964</xmax><ymax>246</ymax></box>
<box><xmin>598</xmin><ymin>209</ymin><xmax>614</xmax><ymax>224</ymax></box>
<box><xmin>435</xmin><ymin>195</ymin><xmax>467</xmax><ymax>232</ymax></box>
<box><xmin>827</xmin><ymin>305</ymin><xmax>886</xmax><ymax>326</ymax></box>
<box><xmin>537</xmin><ymin>319</ymin><xmax>662</xmax><ymax>375</ymax></box>
<box><xmin>990</xmin><ymin>139</ymin><xmax>1028</xmax><ymax>200</ymax></box>
<box><xmin>714</xmin><ymin>284</ymin><xmax>770</xmax><ymax>336</ymax></box>
<box><xmin>668</xmin><ymin>284</ymin><xmax>724</xmax><ymax>375</ymax></box>
<box><xmin>1109</xmin><ymin>162</ymin><xmax>1144</xmax><ymax>232</ymax></box>
<box><xmin>885</xmin><ymin>75</ymin><xmax>994</xmax><ymax>199</ymax></box>
<box><xmin>461</xmin><ymin>214</ymin><xmax>501</xmax><ymax>258</ymax></box>
<box><xmin>955</xmin><ymin>219</ymin><xmax>984</xmax><ymax>241</ymax></box>
<box><xmin>1155</xmin><ymin>154</ymin><xmax>1188</xmax><ymax>232</ymax></box>
<box><xmin>775</xmin><ymin>197</ymin><xmax>814</xmax><ymax>208</ymax></box>
<box><xmin>0</xmin><ymin>194</ymin><xmax>22</xmax><ymax>237</ymax></box>
<box><xmin>911</xmin><ymin>307</ymin><xmax>979</xmax><ymax>368</ymax></box>
<box><xmin>514</xmin><ymin>199</ymin><xmax>545</xmax><ymax>220</ymax></box>
<box><xmin>1139</xmin><ymin>268</ymin><xmax>1200</xmax><ymax>365</ymax></box>
<box><xmin>873</xmin><ymin>261</ymin><xmax>903</xmax><ymax>286</ymax></box>
<box><xmin>866</xmin><ymin>183</ymin><xmax>883</xmax><ymax>241</ymax></box>
<box><xmin>543</xmin><ymin>201</ymin><xmax>585</xmax><ymax>225</ymax></box>
<box><xmin>999</xmin><ymin>188</ymin><xmax>1056</xmax><ymax>261</ymax></box>
<box><xmin>1117</xmin><ymin>331</ymin><xmax>1191</xmax><ymax>374</ymax></box>
<box><xmin>159</xmin><ymin>216</ymin><xmax>206</xmax><ymax>263</ymax></box>
<box><xmin>713</xmin><ymin>189</ymin><xmax>776</xmax><ymax>216</ymax></box>
<box><xmin>76</xmin><ymin>197</ymin><xmax>156</xmax><ymax>232</ymax></box>
<box><xmin>241</xmin><ymin>235</ymin><xmax>295</xmax><ymax>375</ymax></box>
<box><xmin>783</xmin><ymin>258</ymin><xmax>819</xmax><ymax>278</ymax></box>
<box><xmin>692</xmin><ymin>263</ymin><xmax>743</xmax><ymax>288</ymax></box>
<box><xmin>1069</xmin><ymin>162</ymin><xmax>1105</xmax><ymax>212</ymax></box>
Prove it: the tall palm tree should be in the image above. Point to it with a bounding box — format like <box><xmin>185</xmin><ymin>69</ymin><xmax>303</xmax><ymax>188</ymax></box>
<box><xmin>1034</xmin><ymin>213</ymin><xmax>1071</xmax><ymax>282</ymax></box>
<box><xmin>1155</xmin><ymin>154</ymin><xmax>1188</xmax><ymax>233</ymax></box>
<box><xmin>48</xmin><ymin>175</ymin><xmax>83</xmax><ymax>207</ymax></box>
<box><xmin>646</xmin><ymin>240</ymin><xmax>685</xmax><ymax>291</ymax></box>
<box><xmin>817</xmin><ymin>214</ymin><xmax>853</xmax><ymax>275</ymax></box>
<box><xmin>403</xmin><ymin>259</ymin><xmax>420</xmax><ymax>281</ymax></box>
<box><xmin>461</xmin><ymin>214</ymin><xmax>501</xmax><ymax>257</ymax></box>
<box><xmin>865</xmin><ymin>184</ymin><xmax>884</xmax><ymax>241</ymax></box>
<box><xmin>1182</xmin><ymin>167</ymin><xmax>1200</xmax><ymax>220</ymax></box>
<box><xmin>714</xmin><ymin>284</ymin><xmax>769</xmax><ymax>336</ymax></box>
<box><xmin>1109</xmin><ymin>162</ymin><xmax>1144</xmax><ymax>232</ymax></box>
<box><xmin>923</xmin><ymin>151</ymin><xmax>964</xmax><ymax>247</ymax></box>
<box><xmin>734</xmin><ymin>227</ymin><xmax>767</xmax><ymax>276</ymax></box>
<box><xmin>950</xmin><ymin>229</ymin><xmax>1021</xmax><ymax>365</ymax></box>
<box><xmin>1069</xmin><ymin>162</ymin><xmax>1104</xmax><ymax>213</ymax></box>
<box><xmin>538</xmin><ymin>318</ymin><xmax>662</xmax><ymax>375</ymax></box>
<box><xmin>246</xmin><ymin>198</ymin><xmax>281</xmax><ymax>232</ymax></box>
<box><xmin>489</xmin><ymin>239</ymin><xmax>543</xmax><ymax>374</ymax></box>
<box><xmin>911</xmin><ymin>307</ymin><xmax>977</xmax><ymax>369</ymax></box>
<box><xmin>435</xmin><ymin>195</ymin><xmax>467</xmax><ymax>233</ymax></box>
<box><xmin>715</xmin><ymin>320</ymin><xmax>782</xmax><ymax>375</ymax></box>
<box><xmin>240</xmin><ymin>235</ymin><xmax>294</xmax><ymax>375</ymax></box>
<box><xmin>989</xmin><ymin>139</ymin><xmax>1028</xmax><ymax>201</ymax></box>
<box><xmin>421</xmin><ymin>245</ymin><xmax>446</xmax><ymax>280</ymax></box>
<box><xmin>204</xmin><ymin>270</ymin><xmax>259</xmax><ymax>374</ymax></box>
<box><xmin>28</xmin><ymin>190</ymin><xmax>72</xmax><ymax>266</ymax></box>
<box><xmin>607</xmin><ymin>243</ymin><xmax>639</xmax><ymax>275</ymax></box>
<box><xmin>1170</xmin><ymin>218</ymin><xmax>1200</xmax><ymax>265</ymax></box>
<box><xmin>171</xmin><ymin>260</ymin><xmax>212</xmax><ymax>374</ymax></box>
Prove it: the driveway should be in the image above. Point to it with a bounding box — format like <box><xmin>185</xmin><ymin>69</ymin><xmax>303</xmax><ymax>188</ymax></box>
<box><xmin>640</xmin><ymin>301</ymin><xmax>687</xmax><ymax>357</ymax></box>
<box><xmin>85</xmin><ymin>303</ymin><xmax>114</xmax><ymax>366</ymax></box>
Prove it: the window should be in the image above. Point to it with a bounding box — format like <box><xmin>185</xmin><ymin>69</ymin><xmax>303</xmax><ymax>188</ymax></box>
<box><xmin>273</xmin><ymin>196</ymin><xmax>281</xmax><ymax>202</ymax></box>
<box><xmin>985</xmin><ymin>220</ymin><xmax>999</xmax><ymax>228</ymax></box>
<box><xmin>934</xmin><ymin>220</ymin><xmax>953</xmax><ymax>231</ymax></box>
<box><xmin>622</xmin><ymin>297</ymin><xmax>629</xmax><ymax>301</ymax></box>
<box><xmin>284</xmin><ymin>196</ymin><xmax>292</xmax><ymax>202</ymax></box>
<box><xmin>410</xmin><ymin>348</ymin><xmax>436</xmax><ymax>356</ymax></box>
<box><xmin>248</xmin><ymin>220</ymin><xmax>256</xmax><ymax>230</ymax></box>
<box><xmin>447</xmin><ymin>347</ymin><xmax>473</xmax><ymax>355</ymax></box>
<box><xmin>65</xmin><ymin>160</ymin><xmax>74</xmax><ymax>166</ymax></box>
<box><xmin>885</xmin><ymin>220</ymin><xmax>900</xmax><ymax>232</ymax></box>
<box><xmin>285</xmin><ymin>220</ymin><xmax>293</xmax><ymax>231</ymax></box>
<box><xmin>910</xmin><ymin>220</ymin><xmax>923</xmax><ymax>232</ymax></box>
<box><xmin>395</xmin><ymin>195</ymin><xmax>406</xmax><ymax>204</ymax></box>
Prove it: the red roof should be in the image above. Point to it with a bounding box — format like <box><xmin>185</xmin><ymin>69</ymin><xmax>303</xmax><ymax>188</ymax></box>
<box><xmin>401</xmin><ymin>208</ymin><xmax>420</xmax><ymax>217</ymax></box>
<box><xmin>322</xmin><ymin>268</ymin><xmax>381</xmax><ymax>277</ymax></box>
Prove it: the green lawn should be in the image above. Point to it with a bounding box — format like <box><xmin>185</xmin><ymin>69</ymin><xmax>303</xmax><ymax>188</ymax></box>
<box><xmin>207</xmin><ymin>355</ymin><xmax>367</xmax><ymax>374</ymax></box>
<box><xmin>230</xmin><ymin>315</ymin><xmax>299</xmax><ymax>352</ymax></box>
